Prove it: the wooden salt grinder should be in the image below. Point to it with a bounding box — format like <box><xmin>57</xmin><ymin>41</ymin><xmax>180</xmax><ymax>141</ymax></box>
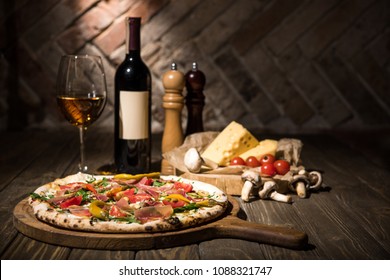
<box><xmin>185</xmin><ymin>62</ymin><xmax>206</xmax><ymax>137</ymax></box>
<box><xmin>161</xmin><ymin>62</ymin><xmax>185</xmax><ymax>175</ymax></box>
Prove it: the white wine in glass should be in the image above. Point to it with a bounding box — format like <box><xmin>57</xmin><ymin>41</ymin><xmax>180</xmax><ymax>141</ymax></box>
<box><xmin>56</xmin><ymin>55</ymin><xmax>107</xmax><ymax>173</ymax></box>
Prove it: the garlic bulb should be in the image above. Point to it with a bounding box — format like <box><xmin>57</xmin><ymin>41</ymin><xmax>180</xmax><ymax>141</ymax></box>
<box><xmin>184</xmin><ymin>148</ymin><xmax>203</xmax><ymax>173</ymax></box>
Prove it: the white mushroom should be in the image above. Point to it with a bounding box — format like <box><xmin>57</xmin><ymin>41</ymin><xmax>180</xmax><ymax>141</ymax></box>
<box><xmin>259</xmin><ymin>180</ymin><xmax>292</xmax><ymax>203</ymax></box>
<box><xmin>289</xmin><ymin>173</ymin><xmax>310</xmax><ymax>198</ymax></box>
<box><xmin>308</xmin><ymin>171</ymin><xmax>323</xmax><ymax>191</ymax></box>
<box><xmin>241</xmin><ymin>170</ymin><xmax>261</xmax><ymax>202</ymax></box>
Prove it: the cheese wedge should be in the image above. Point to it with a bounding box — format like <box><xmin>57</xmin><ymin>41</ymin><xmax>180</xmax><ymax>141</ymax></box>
<box><xmin>239</xmin><ymin>139</ymin><xmax>278</xmax><ymax>161</ymax></box>
<box><xmin>201</xmin><ymin>121</ymin><xmax>258</xmax><ymax>166</ymax></box>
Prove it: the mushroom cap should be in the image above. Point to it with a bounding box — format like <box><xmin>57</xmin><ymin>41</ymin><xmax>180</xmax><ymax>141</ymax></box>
<box><xmin>308</xmin><ymin>171</ymin><xmax>323</xmax><ymax>191</ymax></box>
<box><xmin>241</xmin><ymin>169</ymin><xmax>261</xmax><ymax>187</ymax></box>
<box><xmin>258</xmin><ymin>180</ymin><xmax>277</xmax><ymax>199</ymax></box>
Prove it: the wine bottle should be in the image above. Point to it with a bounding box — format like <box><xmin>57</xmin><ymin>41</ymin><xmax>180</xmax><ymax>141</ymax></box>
<box><xmin>114</xmin><ymin>17</ymin><xmax>151</xmax><ymax>173</ymax></box>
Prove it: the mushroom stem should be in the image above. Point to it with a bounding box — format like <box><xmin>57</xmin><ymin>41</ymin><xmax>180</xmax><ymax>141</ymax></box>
<box><xmin>296</xmin><ymin>181</ymin><xmax>307</xmax><ymax>198</ymax></box>
<box><xmin>269</xmin><ymin>191</ymin><xmax>292</xmax><ymax>203</ymax></box>
<box><xmin>241</xmin><ymin>170</ymin><xmax>261</xmax><ymax>202</ymax></box>
<box><xmin>289</xmin><ymin>173</ymin><xmax>310</xmax><ymax>199</ymax></box>
<box><xmin>241</xmin><ymin>181</ymin><xmax>254</xmax><ymax>202</ymax></box>
<box><xmin>259</xmin><ymin>180</ymin><xmax>292</xmax><ymax>203</ymax></box>
<box><xmin>258</xmin><ymin>180</ymin><xmax>277</xmax><ymax>199</ymax></box>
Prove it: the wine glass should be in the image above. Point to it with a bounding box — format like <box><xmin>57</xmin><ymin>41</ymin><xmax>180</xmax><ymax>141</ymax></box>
<box><xmin>56</xmin><ymin>54</ymin><xmax>107</xmax><ymax>173</ymax></box>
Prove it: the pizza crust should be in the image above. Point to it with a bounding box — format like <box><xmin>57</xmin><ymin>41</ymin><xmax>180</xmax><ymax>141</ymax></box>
<box><xmin>29</xmin><ymin>173</ymin><xmax>228</xmax><ymax>233</ymax></box>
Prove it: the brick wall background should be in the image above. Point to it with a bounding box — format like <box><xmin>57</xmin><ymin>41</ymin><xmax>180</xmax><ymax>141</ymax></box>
<box><xmin>1</xmin><ymin>0</ymin><xmax>389</xmax><ymax>134</ymax></box>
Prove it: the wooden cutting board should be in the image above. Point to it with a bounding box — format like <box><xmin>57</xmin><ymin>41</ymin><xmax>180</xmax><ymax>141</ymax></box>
<box><xmin>181</xmin><ymin>172</ymin><xmax>243</xmax><ymax>195</ymax></box>
<box><xmin>13</xmin><ymin>198</ymin><xmax>308</xmax><ymax>250</ymax></box>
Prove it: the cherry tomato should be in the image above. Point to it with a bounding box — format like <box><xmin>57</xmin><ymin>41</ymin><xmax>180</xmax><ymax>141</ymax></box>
<box><xmin>260</xmin><ymin>163</ymin><xmax>276</xmax><ymax>177</ymax></box>
<box><xmin>230</xmin><ymin>156</ymin><xmax>246</xmax><ymax>166</ymax></box>
<box><xmin>245</xmin><ymin>156</ymin><xmax>261</xmax><ymax>167</ymax></box>
<box><xmin>259</xmin><ymin>154</ymin><xmax>275</xmax><ymax>165</ymax></box>
<box><xmin>274</xmin><ymin>160</ymin><xmax>291</xmax><ymax>175</ymax></box>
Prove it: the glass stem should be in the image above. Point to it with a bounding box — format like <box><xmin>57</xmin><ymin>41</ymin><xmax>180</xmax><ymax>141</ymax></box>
<box><xmin>79</xmin><ymin>126</ymin><xmax>88</xmax><ymax>173</ymax></box>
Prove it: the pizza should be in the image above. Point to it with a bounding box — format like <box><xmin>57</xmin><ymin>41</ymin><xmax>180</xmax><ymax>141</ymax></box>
<box><xmin>28</xmin><ymin>173</ymin><xmax>228</xmax><ymax>233</ymax></box>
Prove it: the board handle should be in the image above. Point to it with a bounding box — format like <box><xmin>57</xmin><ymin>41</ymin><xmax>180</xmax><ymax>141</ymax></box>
<box><xmin>214</xmin><ymin>216</ymin><xmax>308</xmax><ymax>250</ymax></box>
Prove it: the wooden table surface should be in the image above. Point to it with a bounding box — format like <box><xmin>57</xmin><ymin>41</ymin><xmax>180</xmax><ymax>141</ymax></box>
<box><xmin>1</xmin><ymin>128</ymin><xmax>389</xmax><ymax>260</ymax></box>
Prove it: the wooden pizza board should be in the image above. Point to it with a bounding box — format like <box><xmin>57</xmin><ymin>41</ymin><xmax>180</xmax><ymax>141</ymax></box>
<box><xmin>13</xmin><ymin>198</ymin><xmax>308</xmax><ymax>250</ymax></box>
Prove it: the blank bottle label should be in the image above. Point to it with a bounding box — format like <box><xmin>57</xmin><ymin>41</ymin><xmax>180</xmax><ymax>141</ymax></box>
<box><xmin>119</xmin><ymin>90</ymin><xmax>149</xmax><ymax>140</ymax></box>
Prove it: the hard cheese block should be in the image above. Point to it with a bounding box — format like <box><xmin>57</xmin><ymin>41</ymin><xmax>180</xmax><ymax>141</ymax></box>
<box><xmin>239</xmin><ymin>139</ymin><xmax>278</xmax><ymax>160</ymax></box>
<box><xmin>201</xmin><ymin>121</ymin><xmax>258</xmax><ymax>166</ymax></box>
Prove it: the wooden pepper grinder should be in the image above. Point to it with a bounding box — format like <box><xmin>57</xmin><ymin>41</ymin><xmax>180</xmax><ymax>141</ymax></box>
<box><xmin>161</xmin><ymin>62</ymin><xmax>185</xmax><ymax>175</ymax></box>
<box><xmin>185</xmin><ymin>62</ymin><xmax>206</xmax><ymax>137</ymax></box>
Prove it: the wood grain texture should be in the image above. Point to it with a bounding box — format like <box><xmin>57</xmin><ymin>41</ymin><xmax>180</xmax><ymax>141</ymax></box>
<box><xmin>135</xmin><ymin>245</ymin><xmax>200</xmax><ymax>260</ymax></box>
<box><xmin>1</xmin><ymin>130</ymin><xmax>390</xmax><ymax>259</ymax></box>
<box><xmin>0</xmin><ymin>132</ymin><xmax>76</xmax><ymax>255</ymax></box>
<box><xmin>199</xmin><ymin>239</ymin><xmax>263</xmax><ymax>260</ymax></box>
<box><xmin>1</xmin><ymin>234</ymin><xmax>71</xmax><ymax>260</ymax></box>
<box><xmin>0</xmin><ymin>131</ymin><xmax>52</xmax><ymax>191</ymax></box>
<box><xmin>181</xmin><ymin>173</ymin><xmax>242</xmax><ymax>195</ymax></box>
<box><xmin>69</xmin><ymin>249</ymin><xmax>135</xmax><ymax>260</ymax></box>
<box><xmin>298</xmin><ymin>136</ymin><xmax>390</xmax><ymax>257</ymax></box>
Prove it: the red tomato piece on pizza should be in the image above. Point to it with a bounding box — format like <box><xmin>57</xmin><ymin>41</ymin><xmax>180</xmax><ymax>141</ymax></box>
<box><xmin>59</xmin><ymin>195</ymin><xmax>83</xmax><ymax>209</ymax></box>
<box><xmin>138</xmin><ymin>177</ymin><xmax>153</xmax><ymax>186</ymax></box>
<box><xmin>109</xmin><ymin>205</ymin><xmax>127</xmax><ymax>218</ymax></box>
<box><xmin>128</xmin><ymin>193</ymin><xmax>153</xmax><ymax>204</ymax></box>
<box><xmin>173</xmin><ymin>181</ymin><xmax>193</xmax><ymax>193</ymax></box>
